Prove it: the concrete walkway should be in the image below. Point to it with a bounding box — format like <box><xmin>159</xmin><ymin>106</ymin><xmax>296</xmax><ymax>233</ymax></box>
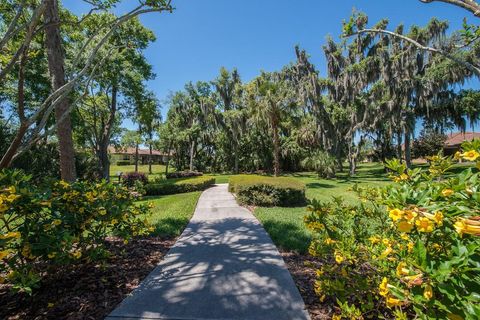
<box><xmin>106</xmin><ymin>184</ymin><xmax>310</xmax><ymax>320</ymax></box>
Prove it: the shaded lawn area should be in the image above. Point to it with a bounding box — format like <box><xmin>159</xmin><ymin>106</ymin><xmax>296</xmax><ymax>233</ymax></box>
<box><xmin>254</xmin><ymin>163</ymin><xmax>391</xmax><ymax>254</ymax></box>
<box><xmin>138</xmin><ymin>191</ymin><xmax>201</xmax><ymax>238</ymax></box>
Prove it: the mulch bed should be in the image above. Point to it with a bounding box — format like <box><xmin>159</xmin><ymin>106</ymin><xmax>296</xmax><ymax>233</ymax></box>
<box><xmin>281</xmin><ymin>251</ymin><xmax>334</xmax><ymax>320</ymax></box>
<box><xmin>0</xmin><ymin>237</ymin><xmax>175</xmax><ymax>320</ymax></box>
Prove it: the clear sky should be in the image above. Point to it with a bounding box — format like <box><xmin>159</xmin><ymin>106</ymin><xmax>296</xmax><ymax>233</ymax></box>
<box><xmin>64</xmin><ymin>0</ymin><xmax>476</xmax><ymax>127</ymax></box>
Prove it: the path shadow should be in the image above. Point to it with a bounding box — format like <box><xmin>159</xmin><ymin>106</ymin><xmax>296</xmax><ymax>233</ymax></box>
<box><xmin>107</xmin><ymin>217</ymin><xmax>309</xmax><ymax>320</ymax></box>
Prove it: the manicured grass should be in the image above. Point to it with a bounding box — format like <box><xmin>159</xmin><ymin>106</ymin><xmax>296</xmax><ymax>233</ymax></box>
<box><xmin>138</xmin><ymin>192</ymin><xmax>201</xmax><ymax>238</ymax></box>
<box><xmin>110</xmin><ymin>164</ymin><xmax>173</xmax><ymax>180</ymax></box>
<box><xmin>254</xmin><ymin>162</ymin><xmax>390</xmax><ymax>253</ymax></box>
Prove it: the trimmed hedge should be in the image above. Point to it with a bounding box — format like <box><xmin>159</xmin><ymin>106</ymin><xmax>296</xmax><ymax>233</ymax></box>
<box><xmin>229</xmin><ymin>175</ymin><xmax>306</xmax><ymax>207</ymax></box>
<box><xmin>145</xmin><ymin>176</ymin><xmax>215</xmax><ymax>196</ymax></box>
<box><xmin>166</xmin><ymin>171</ymin><xmax>203</xmax><ymax>179</ymax></box>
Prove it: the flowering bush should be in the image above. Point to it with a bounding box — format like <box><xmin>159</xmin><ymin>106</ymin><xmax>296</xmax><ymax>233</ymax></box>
<box><xmin>0</xmin><ymin>170</ymin><xmax>153</xmax><ymax>293</ymax></box>
<box><xmin>306</xmin><ymin>141</ymin><xmax>480</xmax><ymax>319</ymax></box>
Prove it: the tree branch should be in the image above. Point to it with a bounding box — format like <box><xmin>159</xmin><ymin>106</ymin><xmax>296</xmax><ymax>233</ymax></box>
<box><xmin>420</xmin><ymin>0</ymin><xmax>480</xmax><ymax>17</ymax></box>
<box><xmin>351</xmin><ymin>28</ymin><xmax>480</xmax><ymax>77</ymax></box>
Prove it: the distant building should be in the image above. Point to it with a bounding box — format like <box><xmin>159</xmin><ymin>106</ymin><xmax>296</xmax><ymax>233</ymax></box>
<box><xmin>108</xmin><ymin>146</ymin><xmax>169</xmax><ymax>165</ymax></box>
<box><xmin>444</xmin><ymin>132</ymin><xmax>480</xmax><ymax>155</ymax></box>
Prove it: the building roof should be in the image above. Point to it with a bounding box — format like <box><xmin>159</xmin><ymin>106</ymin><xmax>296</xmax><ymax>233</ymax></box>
<box><xmin>108</xmin><ymin>146</ymin><xmax>167</xmax><ymax>156</ymax></box>
<box><xmin>445</xmin><ymin>132</ymin><xmax>480</xmax><ymax>148</ymax></box>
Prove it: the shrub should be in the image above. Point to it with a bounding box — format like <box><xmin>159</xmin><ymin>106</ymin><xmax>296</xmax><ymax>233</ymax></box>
<box><xmin>115</xmin><ymin>160</ymin><xmax>131</xmax><ymax>166</ymax></box>
<box><xmin>229</xmin><ymin>175</ymin><xmax>306</xmax><ymax>207</ymax></box>
<box><xmin>301</xmin><ymin>151</ymin><xmax>336</xmax><ymax>178</ymax></box>
<box><xmin>0</xmin><ymin>169</ymin><xmax>153</xmax><ymax>293</ymax></box>
<box><xmin>121</xmin><ymin>172</ymin><xmax>148</xmax><ymax>188</ymax></box>
<box><xmin>306</xmin><ymin>142</ymin><xmax>480</xmax><ymax>319</ymax></box>
<box><xmin>166</xmin><ymin>171</ymin><xmax>203</xmax><ymax>179</ymax></box>
<box><xmin>145</xmin><ymin>176</ymin><xmax>215</xmax><ymax>196</ymax></box>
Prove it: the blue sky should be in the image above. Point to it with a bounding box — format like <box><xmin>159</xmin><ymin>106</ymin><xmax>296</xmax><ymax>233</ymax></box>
<box><xmin>64</xmin><ymin>0</ymin><xmax>476</xmax><ymax>128</ymax></box>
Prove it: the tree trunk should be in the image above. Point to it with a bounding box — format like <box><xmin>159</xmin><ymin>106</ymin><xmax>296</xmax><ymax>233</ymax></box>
<box><xmin>396</xmin><ymin>130</ymin><xmax>403</xmax><ymax>163</ymax></box>
<box><xmin>44</xmin><ymin>0</ymin><xmax>76</xmax><ymax>182</ymax></box>
<box><xmin>0</xmin><ymin>52</ymin><xmax>28</xmax><ymax>169</ymax></box>
<box><xmin>404</xmin><ymin>126</ymin><xmax>412</xmax><ymax>168</ymax></box>
<box><xmin>189</xmin><ymin>140</ymin><xmax>195</xmax><ymax>171</ymax></box>
<box><xmin>272</xmin><ymin>122</ymin><xmax>280</xmax><ymax>177</ymax></box>
<box><xmin>234</xmin><ymin>142</ymin><xmax>239</xmax><ymax>174</ymax></box>
<box><xmin>149</xmin><ymin>137</ymin><xmax>153</xmax><ymax>174</ymax></box>
<box><xmin>135</xmin><ymin>143</ymin><xmax>139</xmax><ymax>173</ymax></box>
<box><xmin>97</xmin><ymin>82</ymin><xmax>117</xmax><ymax>181</ymax></box>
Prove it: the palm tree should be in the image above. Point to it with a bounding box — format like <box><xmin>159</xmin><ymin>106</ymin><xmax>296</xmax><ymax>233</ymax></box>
<box><xmin>248</xmin><ymin>72</ymin><xmax>294</xmax><ymax>176</ymax></box>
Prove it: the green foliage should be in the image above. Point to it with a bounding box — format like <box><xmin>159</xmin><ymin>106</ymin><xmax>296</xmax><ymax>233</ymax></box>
<box><xmin>145</xmin><ymin>176</ymin><xmax>215</xmax><ymax>196</ymax></box>
<box><xmin>301</xmin><ymin>151</ymin><xmax>336</xmax><ymax>178</ymax></box>
<box><xmin>412</xmin><ymin>130</ymin><xmax>447</xmax><ymax>159</ymax></box>
<box><xmin>306</xmin><ymin>144</ymin><xmax>480</xmax><ymax>319</ymax></box>
<box><xmin>229</xmin><ymin>175</ymin><xmax>306</xmax><ymax>206</ymax></box>
<box><xmin>0</xmin><ymin>170</ymin><xmax>153</xmax><ymax>294</ymax></box>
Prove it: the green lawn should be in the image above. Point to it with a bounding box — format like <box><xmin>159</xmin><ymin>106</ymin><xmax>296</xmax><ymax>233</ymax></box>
<box><xmin>110</xmin><ymin>164</ymin><xmax>172</xmax><ymax>180</ymax></box>
<box><xmin>254</xmin><ymin>162</ymin><xmax>390</xmax><ymax>253</ymax></box>
<box><xmin>138</xmin><ymin>191</ymin><xmax>201</xmax><ymax>238</ymax></box>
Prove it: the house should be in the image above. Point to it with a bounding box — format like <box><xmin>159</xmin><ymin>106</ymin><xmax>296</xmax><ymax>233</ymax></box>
<box><xmin>443</xmin><ymin>132</ymin><xmax>480</xmax><ymax>155</ymax></box>
<box><xmin>108</xmin><ymin>146</ymin><xmax>169</xmax><ymax>165</ymax></box>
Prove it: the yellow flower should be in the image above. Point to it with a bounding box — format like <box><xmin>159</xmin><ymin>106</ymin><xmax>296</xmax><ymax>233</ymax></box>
<box><xmin>433</xmin><ymin>211</ymin><xmax>444</xmax><ymax>226</ymax></box>
<box><xmin>368</xmin><ymin>236</ymin><xmax>380</xmax><ymax>244</ymax></box>
<box><xmin>389</xmin><ymin>208</ymin><xmax>404</xmax><ymax>221</ymax></box>
<box><xmin>0</xmin><ymin>250</ymin><xmax>12</xmax><ymax>260</ymax></box>
<box><xmin>379</xmin><ymin>277</ymin><xmax>389</xmax><ymax>297</ymax></box>
<box><xmin>386</xmin><ymin>296</ymin><xmax>402</xmax><ymax>308</ymax></box>
<box><xmin>53</xmin><ymin>219</ymin><xmax>62</xmax><ymax>226</ymax></box>
<box><xmin>454</xmin><ymin>218</ymin><xmax>480</xmax><ymax>236</ymax></box>
<box><xmin>48</xmin><ymin>252</ymin><xmax>57</xmax><ymax>259</ymax></box>
<box><xmin>0</xmin><ymin>231</ymin><xmax>21</xmax><ymax>239</ymax></box>
<box><xmin>416</xmin><ymin>217</ymin><xmax>434</xmax><ymax>233</ymax></box>
<box><xmin>423</xmin><ymin>284</ymin><xmax>433</xmax><ymax>300</ymax></box>
<box><xmin>78</xmin><ymin>207</ymin><xmax>85</xmax><ymax>214</ymax></box>
<box><xmin>332</xmin><ymin>315</ymin><xmax>341</xmax><ymax>320</ymax></box>
<box><xmin>400</xmin><ymin>233</ymin><xmax>409</xmax><ymax>241</ymax></box>
<box><xmin>58</xmin><ymin>180</ymin><xmax>70</xmax><ymax>188</ymax></box>
<box><xmin>99</xmin><ymin>208</ymin><xmax>107</xmax><ymax>216</ymax></box>
<box><xmin>6</xmin><ymin>194</ymin><xmax>20</xmax><ymax>202</ymax></box>
<box><xmin>324</xmin><ymin>238</ymin><xmax>336</xmax><ymax>245</ymax></box>
<box><xmin>148</xmin><ymin>226</ymin><xmax>155</xmax><ymax>232</ymax></box>
<box><xmin>0</xmin><ymin>203</ymin><xmax>8</xmax><ymax>212</ymax></box>
<box><xmin>461</xmin><ymin>150</ymin><xmax>480</xmax><ymax>161</ymax></box>
<box><xmin>111</xmin><ymin>219</ymin><xmax>118</xmax><ymax>225</ymax></box>
<box><xmin>397</xmin><ymin>221</ymin><xmax>414</xmax><ymax>233</ymax></box>
<box><xmin>454</xmin><ymin>151</ymin><xmax>462</xmax><ymax>160</ymax></box>
<box><xmin>441</xmin><ymin>189</ymin><xmax>454</xmax><ymax>197</ymax></box>
<box><xmin>380</xmin><ymin>246</ymin><xmax>393</xmax><ymax>259</ymax></box>
<box><xmin>123</xmin><ymin>239</ymin><xmax>129</xmax><ymax>245</ymax></box>
<box><xmin>382</xmin><ymin>238</ymin><xmax>392</xmax><ymax>246</ymax></box>
<box><xmin>71</xmin><ymin>250</ymin><xmax>82</xmax><ymax>259</ymax></box>
<box><xmin>334</xmin><ymin>251</ymin><xmax>344</xmax><ymax>264</ymax></box>
<box><xmin>403</xmin><ymin>210</ymin><xmax>417</xmax><ymax>222</ymax></box>
<box><xmin>47</xmin><ymin>302</ymin><xmax>55</xmax><ymax>308</ymax></box>
<box><xmin>396</xmin><ymin>262</ymin><xmax>410</xmax><ymax>277</ymax></box>
<box><xmin>4</xmin><ymin>186</ymin><xmax>16</xmax><ymax>194</ymax></box>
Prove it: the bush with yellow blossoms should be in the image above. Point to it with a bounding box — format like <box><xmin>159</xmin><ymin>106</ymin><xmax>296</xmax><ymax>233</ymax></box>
<box><xmin>0</xmin><ymin>169</ymin><xmax>153</xmax><ymax>294</ymax></box>
<box><xmin>305</xmin><ymin>141</ymin><xmax>480</xmax><ymax>319</ymax></box>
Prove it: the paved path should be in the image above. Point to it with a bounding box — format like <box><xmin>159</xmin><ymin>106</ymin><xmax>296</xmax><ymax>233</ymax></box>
<box><xmin>106</xmin><ymin>184</ymin><xmax>310</xmax><ymax>320</ymax></box>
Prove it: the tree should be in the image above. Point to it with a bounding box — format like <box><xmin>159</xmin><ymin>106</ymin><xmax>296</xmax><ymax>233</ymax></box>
<box><xmin>212</xmin><ymin>67</ymin><xmax>245</xmax><ymax>173</ymax></box>
<box><xmin>247</xmin><ymin>72</ymin><xmax>294</xmax><ymax>176</ymax></box>
<box><xmin>75</xmin><ymin>14</ymin><xmax>156</xmax><ymax>180</ymax></box>
<box><xmin>0</xmin><ymin>0</ymin><xmax>174</xmax><ymax>178</ymax></box>
<box><xmin>413</xmin><ymin>129</ymin><xmax>447</xmax><ymax>158</ymax></box>
<box><xmin>120</xmin><ymin>129</ymin><xmax>142</xmax><ymax>172</ymax></box>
